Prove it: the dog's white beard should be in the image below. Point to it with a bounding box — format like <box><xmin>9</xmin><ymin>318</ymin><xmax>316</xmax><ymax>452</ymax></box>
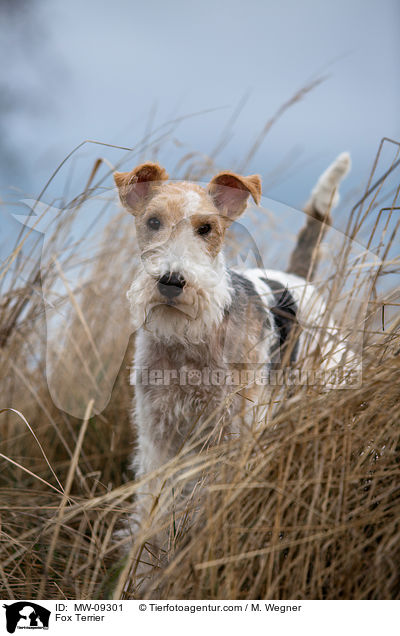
<box><xmin>126</xmin><ymin>256</ymin><xmax>232</xmax><ymax>344</ymax></box>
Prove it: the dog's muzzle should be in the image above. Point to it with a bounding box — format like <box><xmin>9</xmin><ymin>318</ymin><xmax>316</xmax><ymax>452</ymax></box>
<box><xmin>158</xmin><ymin>272</ymin><xmax>186</xmax><ymax>299</ymax></box>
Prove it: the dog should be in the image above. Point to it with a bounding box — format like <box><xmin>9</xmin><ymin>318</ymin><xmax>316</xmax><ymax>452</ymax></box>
<box><xmin>113</xmin><ymin>151</ymin><xmax>352</xmax><ymax>575</ymax></box>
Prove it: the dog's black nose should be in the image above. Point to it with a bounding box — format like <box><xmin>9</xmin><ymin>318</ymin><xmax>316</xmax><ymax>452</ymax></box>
<box><xmin>158</xmin><ymin>272</ymin><xmax>186</xmax><ymax>299</ymax></box>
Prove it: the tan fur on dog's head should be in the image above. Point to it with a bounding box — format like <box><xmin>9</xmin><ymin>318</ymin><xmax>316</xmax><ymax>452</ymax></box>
<box><xmin>114</xmin><ymin>161</ymin><xmax>261</xmax><ymax>257</ymax></box>
<box><xmin>114</xmin><ymin>162</ymin><xmax>169</xmax><ymax>212</ymax></box>
<box><xmin>208</xmin><ymin>171</ymin><xmax>261</xmax><ymax>220</ymax></box>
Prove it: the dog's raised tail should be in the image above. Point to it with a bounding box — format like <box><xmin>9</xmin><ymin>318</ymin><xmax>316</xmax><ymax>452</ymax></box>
<box><xmin>287</xmin><ymin>152</ymin><xmax>351</xmax><ymax>280</ymax></box>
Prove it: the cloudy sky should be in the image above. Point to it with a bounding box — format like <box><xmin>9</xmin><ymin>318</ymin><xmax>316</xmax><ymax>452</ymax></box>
<box><xmin>1</xmin><ymin>0</ymin><xmax>399</xmax><ymax>229</ymax></box>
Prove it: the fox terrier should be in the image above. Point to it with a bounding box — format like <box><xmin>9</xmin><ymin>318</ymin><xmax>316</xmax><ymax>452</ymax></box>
<box><xmin>113</xmin><ymin>152</ymin><xmax>352</xmax><ymax>565</ymax></box>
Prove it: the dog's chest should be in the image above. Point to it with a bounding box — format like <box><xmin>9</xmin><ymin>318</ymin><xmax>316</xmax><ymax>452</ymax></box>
<box><xmin>133</xmin><ymin>330</ymin><xmax>234</xmax><ymax>466</ymax></box>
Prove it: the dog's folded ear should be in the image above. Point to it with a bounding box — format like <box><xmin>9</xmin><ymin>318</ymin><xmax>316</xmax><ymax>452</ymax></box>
<box><xmin>114</xmin><ymin>162</ymin><xmax>168</xmax><ymax>213</ymax></box>
<box><xmin>208</xmin><ymin>171</ymin><xmax>261</xmax><ymax>220</ymax></box>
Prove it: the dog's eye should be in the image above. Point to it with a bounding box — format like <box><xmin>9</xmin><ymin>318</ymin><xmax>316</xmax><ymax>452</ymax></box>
<box><xmin>147</xmin><ymin>217</ymin><xmax>161</xmax><ymax>230</ymax></box>
<box><xmin>197</xmin><ymin>223</ymin><xmax>212</xmax><ymax>236</ymax></box>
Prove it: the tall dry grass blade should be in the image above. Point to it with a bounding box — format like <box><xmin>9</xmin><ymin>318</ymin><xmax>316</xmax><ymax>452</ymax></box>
<box><xmin>37</xmin><ymin>399</ymin><xmax>94</xmax><ymax>599</ymax></box>
<box><xmin>0</xmin><ymin>453</ymin><xmax>65</xmax><ymax>496</ymax></box>
<box><xmin>0</xmin><ymin>408</ymin><xmax>64</xmax><ymax>493</ymax></box>
<box><xmin>238</xmin><ymin>77</ymin><xmax>325</xmax><ymax>172</ymax></box>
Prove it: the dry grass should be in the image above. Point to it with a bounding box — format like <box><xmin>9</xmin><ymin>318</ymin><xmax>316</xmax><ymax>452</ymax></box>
<box><xmin>0</xmin><ymin>105</ymin><xmax>399</xmax><ymax>600</ymax></box>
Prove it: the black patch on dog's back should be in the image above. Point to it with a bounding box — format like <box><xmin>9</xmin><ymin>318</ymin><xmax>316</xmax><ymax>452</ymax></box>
<box><xmin>261</xmin><ymin>277</ymin><xmax>300</xmax><ymax>363</ymax></box>
<box><xmin>227</xmin><ymin>270</ymin><xmax>271</xmax><ymax>330</ymax></box>
<box><xmin>222</xmin><ymin>271</ymin><xmax>273</xmax><ymax>364</ymax></box>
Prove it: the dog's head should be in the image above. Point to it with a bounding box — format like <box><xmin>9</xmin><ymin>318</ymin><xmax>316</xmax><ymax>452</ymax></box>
<box><xmin>114</xmin><ymin>162</ymin><xmax>261</xmax><ymax>342</ymax></box>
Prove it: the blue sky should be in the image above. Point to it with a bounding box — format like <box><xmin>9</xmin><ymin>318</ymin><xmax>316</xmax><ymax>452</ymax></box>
<box><xmin>1</xmin><ymin>0</ymin><xmax>399</xmax><ymax>233</ymax></box>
